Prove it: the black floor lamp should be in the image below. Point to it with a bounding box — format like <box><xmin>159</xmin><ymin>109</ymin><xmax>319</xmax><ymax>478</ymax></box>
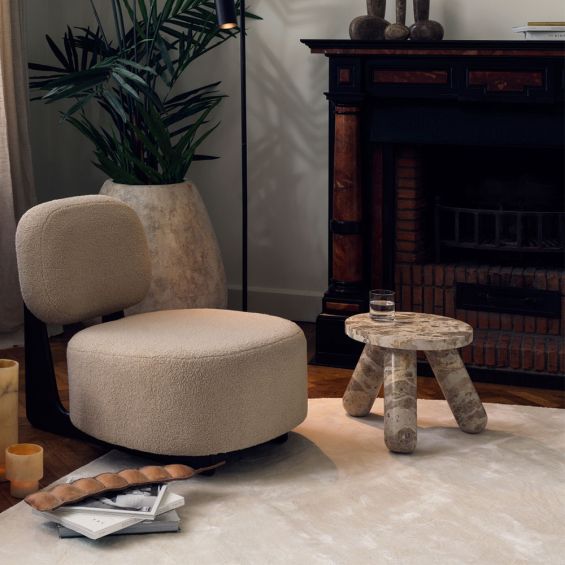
<box><xmin>215</xmin><ymin>0</ymin><xmax>248</xmax><ymax>312</ymax></box>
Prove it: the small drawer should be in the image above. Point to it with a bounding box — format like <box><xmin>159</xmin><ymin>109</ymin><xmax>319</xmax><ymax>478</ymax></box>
<box><xmin>467</xmin><ymin>70</ymin><xmax>545</xmax><ymax>93</ymax></box>
<box><xmin>372</xmin><ymin>69</ymin><xmax>449</xmax><ymax>85</ymax></box>
<box><xmin>367</xmin><ymin>63</ymin><xmax>453</xmax><ymax>98</ymax></box>
<box><xmin>460</xmin><ymin>68</ymin><xmax>551</xmax><ymax>102</ymax></box>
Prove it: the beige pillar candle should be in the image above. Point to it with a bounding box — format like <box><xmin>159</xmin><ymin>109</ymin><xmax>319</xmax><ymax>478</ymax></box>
<box><xmin>5</xmin><ymin>444</ymin><xmax>43</xmax><ymax>498</ymax></box>
<box><xmin>0</xmin><ymin>360</ymin><xmax>19</xmax><ymax>481</ymax></box>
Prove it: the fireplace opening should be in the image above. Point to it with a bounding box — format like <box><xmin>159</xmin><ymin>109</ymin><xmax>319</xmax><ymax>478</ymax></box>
<box><xmin>425</xmin><ymin>146</ymin><xmax>564</xmax><ymax>268</ymax></box>
<box><xmin>392</xmin><ymin>144</ymin><xmax>564</xmax><ymax>377</ymax></box>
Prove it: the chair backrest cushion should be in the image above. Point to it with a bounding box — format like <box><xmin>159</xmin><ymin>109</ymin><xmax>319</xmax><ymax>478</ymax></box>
<box><xmin>16</xmin><ymin>195</ymin><xmax>151</xmax><ymax>325</ymax></box>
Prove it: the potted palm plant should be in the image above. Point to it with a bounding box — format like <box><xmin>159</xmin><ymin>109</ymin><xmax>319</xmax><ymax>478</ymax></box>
<box><xmin>29</xmin><ymin>0</ymin><xmax>258</xmax><ymax>313</ymax></box>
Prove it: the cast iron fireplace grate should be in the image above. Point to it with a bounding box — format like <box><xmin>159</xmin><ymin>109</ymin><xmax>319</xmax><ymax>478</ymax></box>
<box><xmin>435</xmin><ymin>203</ymin><xmax>565</xmax><ymax>258</ymax></box>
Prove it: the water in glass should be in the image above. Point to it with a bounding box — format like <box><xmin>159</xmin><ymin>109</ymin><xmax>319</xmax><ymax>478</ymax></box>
<box><xmin>370</xmin><ymin>299</ymin><xmax>395</xmax><ymax>322</ymax></box>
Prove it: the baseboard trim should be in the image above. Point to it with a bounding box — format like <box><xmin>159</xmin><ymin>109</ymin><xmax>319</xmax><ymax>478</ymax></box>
<box><xmin>311</xmin><ymin>354</ymin><xmax>565</xmax><ymax>391</ymax></box>
<box><xmin>0</xmin><ymin>325</ymin><xmax>62</xmax><ymax>349</ymax></box>
<box><xmin>0</xmin><ymin>327</ymin><xmax>25</xmax><ymax>349</ymax></box>
<box><xmin>228</xmin><ymin>286</ymin><xmax>322</xmax><ymax>322</ymax></box>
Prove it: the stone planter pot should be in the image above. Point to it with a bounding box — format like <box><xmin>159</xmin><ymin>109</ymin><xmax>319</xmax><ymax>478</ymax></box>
<box><xmin>100</xmin><ymin>180</ymin><xmax>227</xmax><ymax>315</ymax></box>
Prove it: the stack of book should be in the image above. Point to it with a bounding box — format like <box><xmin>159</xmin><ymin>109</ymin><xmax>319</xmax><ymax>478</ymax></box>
<box><xmin>513</xmin><ymin>22</ymin><xmax>565</xmax><ymax>40</ymax></box>
<box><xmin>34</xmin><ymin>484</ymin><xmax>185</xmax><ymax>540</ymax></box>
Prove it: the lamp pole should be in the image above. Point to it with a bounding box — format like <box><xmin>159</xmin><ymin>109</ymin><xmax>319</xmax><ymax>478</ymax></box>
<box><xmin>215</xmin><ymin>0</ymin><xmax>248</xmax><ymax>312</ymax></box>
<box><xmin>240</xmin><ymin>0</ymin><xmax>248</xmax><ymax>312</ymax></box>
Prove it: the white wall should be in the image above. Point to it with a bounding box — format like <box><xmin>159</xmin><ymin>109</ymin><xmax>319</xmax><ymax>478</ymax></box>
<box><xmin>26</xmin><ymin>0</ymin><xmax>565</xmax><ymax>321</ymax></box>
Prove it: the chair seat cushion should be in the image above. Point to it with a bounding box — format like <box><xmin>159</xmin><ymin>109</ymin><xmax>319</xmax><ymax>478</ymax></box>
<box><xmin>67</xmin><ymin>309</ymin><xmax>308</xmax><ymax>456</ymax></box>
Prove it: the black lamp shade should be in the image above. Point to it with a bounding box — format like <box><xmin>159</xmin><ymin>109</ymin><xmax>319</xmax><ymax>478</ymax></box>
<box><xmin>215</xmin><ymin>0</ymin><xmax>238</xmax><ymax>29</ymax></box>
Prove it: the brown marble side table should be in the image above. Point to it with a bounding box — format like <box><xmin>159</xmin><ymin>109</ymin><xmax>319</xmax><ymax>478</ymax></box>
<box><xmin>343</xmin><ymin>312</ymin><xmax>487</xmax><ymax>454</ymax></box>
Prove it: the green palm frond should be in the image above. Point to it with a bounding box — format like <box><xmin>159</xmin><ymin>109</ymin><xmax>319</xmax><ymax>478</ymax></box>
<box><xmin>29</xmin><ymin>0</ymin><xmax>260</xmax><ymax>185</ymax></box>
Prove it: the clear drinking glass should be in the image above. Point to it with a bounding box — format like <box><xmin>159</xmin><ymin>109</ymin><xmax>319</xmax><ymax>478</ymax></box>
<box><xmin>369</xmin><ymin>289</ymin><xmax>395</xmax><ymax>322</ymax></box>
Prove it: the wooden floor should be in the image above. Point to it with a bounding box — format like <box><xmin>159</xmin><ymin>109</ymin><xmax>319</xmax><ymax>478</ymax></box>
<box><xmin>1</xmin><ymin>323</ymin><xmax>563</xmax><ymax>513</ymax></box>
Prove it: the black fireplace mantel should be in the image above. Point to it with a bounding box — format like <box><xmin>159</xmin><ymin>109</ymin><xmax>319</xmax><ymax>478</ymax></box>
<box><xmin>302</xmin><ymin>39</ymin><xmax>565</xmax><ymax>387</ymax></box>
<box><xmin>302</xmin><ymin>39</ymin><xmax>565</xmax><ymax>113</ymax></box>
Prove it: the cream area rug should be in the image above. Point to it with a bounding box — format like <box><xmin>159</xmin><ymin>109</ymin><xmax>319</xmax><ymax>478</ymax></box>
<box><xmin>0</xmin><ymin>398</ymin><xmax>563</xmax><ymax>565</ymax></box>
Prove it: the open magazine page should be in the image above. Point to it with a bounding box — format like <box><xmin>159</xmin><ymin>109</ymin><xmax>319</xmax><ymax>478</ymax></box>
<box><xmin>59</xmin><ymin>484</ymin><xmax>168</xmax><ymax>518</ymax></box>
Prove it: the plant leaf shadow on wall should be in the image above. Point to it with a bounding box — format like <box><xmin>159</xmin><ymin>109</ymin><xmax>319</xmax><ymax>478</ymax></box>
<box><xmin>246</xmin><ymin>1</ymin><xmax>333</xmax><ymax>289</ymax></box>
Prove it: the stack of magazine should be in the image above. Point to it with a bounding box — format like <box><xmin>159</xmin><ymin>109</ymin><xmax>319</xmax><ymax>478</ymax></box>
<box><xmin>513</xmin><ymin>22</ymin><xmax>565</xmax><ymax>40</ymax></box>
<box><xmin>34</xmin><ymin>484</ymin><xmax>185</xmax><ymax>540</ymax></box>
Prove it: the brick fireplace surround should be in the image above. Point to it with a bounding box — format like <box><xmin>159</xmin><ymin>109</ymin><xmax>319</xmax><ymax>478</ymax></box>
<box><xmin>302</xmin><ymin>39</ymin><xmax>565</xmax><ymax>387</ymax></box>
<box><xmin>394</xmin><ymin>147</ymin><xmax>563</xmax><ymax>377</ymax></box>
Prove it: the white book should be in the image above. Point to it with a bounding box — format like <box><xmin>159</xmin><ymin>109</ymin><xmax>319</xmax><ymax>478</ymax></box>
<box><xmin>513</xmin><ymin>26</ymin><xmax>565</xmax><ymax>40</ymax></box>
<box><xmin>56</xmin><ymin>510</ymin><xmax>181</xmax><ymax>538</ymax></box>
<box><xmin>35</xmin><ymin>489</ymin><xmax>185</xmax><ymax>540</ymax></box>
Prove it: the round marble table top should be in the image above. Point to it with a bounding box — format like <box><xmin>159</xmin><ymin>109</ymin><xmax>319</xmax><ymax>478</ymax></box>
<box><xmin>345</xmin><ymin>312</ymin><xmax>473</xmax><ymax>351</ymax></box>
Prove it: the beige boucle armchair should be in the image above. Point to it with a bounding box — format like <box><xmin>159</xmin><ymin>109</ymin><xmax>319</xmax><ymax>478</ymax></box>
<box><xmin>16</xmin><ymin>195</ymin><xmax>308</xmax><ymax>458</ymax></box>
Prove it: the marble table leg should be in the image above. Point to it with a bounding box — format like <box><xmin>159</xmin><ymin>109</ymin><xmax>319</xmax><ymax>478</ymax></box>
<box><xmin>343</xmin><ymin>344</ymin><xmax>384</xmax><ymax>417</ymax></box>
<box><xmin>426</xmin><ymin>349</ymin><xmax>488</xmax><ymax>434</ymax></box>
<box><xmin>383</xmin><ymin>349</ymin><xmax>418</xmax><ymax>454</ymax></box>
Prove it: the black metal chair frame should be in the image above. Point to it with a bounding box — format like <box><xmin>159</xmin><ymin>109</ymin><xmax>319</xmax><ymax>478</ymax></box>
<box><xmin>23</xmin><ymin>306</ymin><xmax>124</xmax><ymax>441</ymax></box>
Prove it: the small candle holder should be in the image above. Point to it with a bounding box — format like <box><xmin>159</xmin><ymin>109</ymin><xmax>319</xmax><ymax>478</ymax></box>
<box><xmin>5</xmin><ymin>444</ymin><xmax>43</xmax><ymax>498</ymax></box>
<box><xmin>0</xmin><ymin>359</ymin><xmax>19</xmax><ymax>482</ymax></box>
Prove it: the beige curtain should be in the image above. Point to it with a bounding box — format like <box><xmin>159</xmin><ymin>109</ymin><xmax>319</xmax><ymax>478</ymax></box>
<box><xmin>0</xmin><ymin>0</ymin><xmax>36</xmax><ymax>333</ymax></box>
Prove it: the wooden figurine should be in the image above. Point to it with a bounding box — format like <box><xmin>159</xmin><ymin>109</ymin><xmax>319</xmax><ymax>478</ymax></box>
<box><xmin>385</xmin><ymin>0</ymin><xmax>410</xmax><ymax>40</ymax></box>
<box><xmin>366</xmin><ymin>0</ymin><xmax>387</xmax><ymax>18</ymax></box>
<box><xmin>349</xmin><ymin>0</ymin><xmax>389</xmax><ymax>41</ymax></box>
<box><xmin>409</xmin><ymin>0</ymin><xmax>444</xmax><ymax>41</ymax></box>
